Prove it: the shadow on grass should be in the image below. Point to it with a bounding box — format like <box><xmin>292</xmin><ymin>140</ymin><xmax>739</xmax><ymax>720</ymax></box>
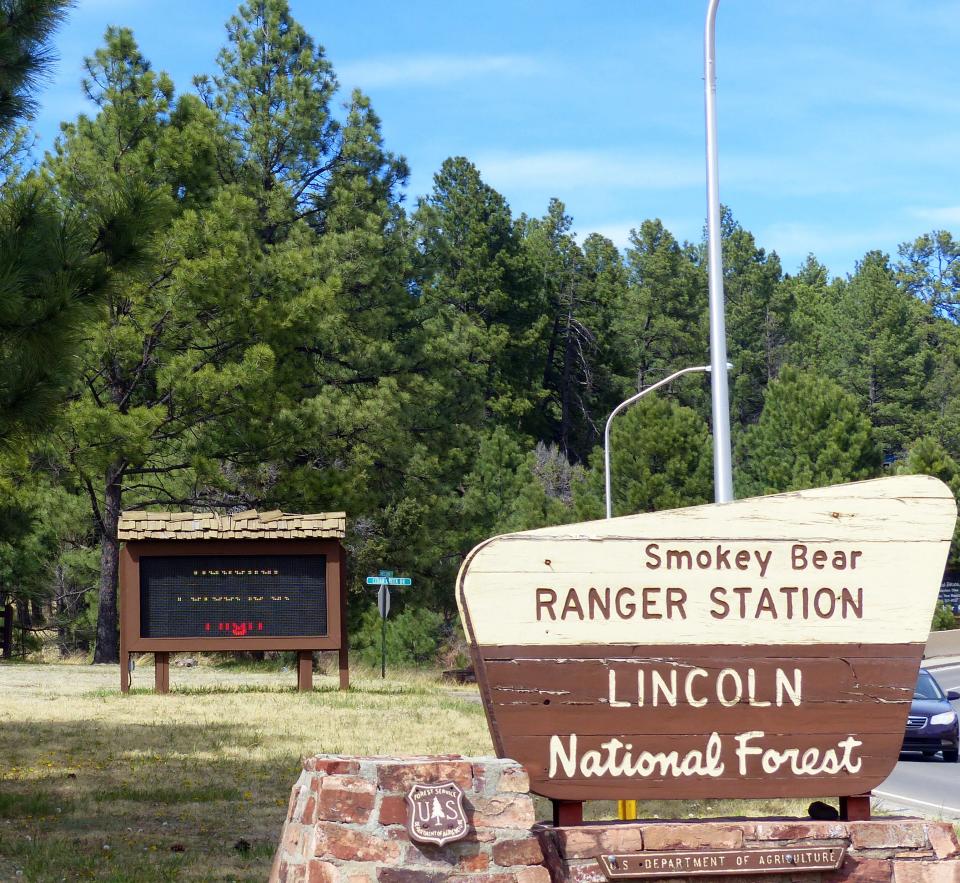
<box><xmin>83</xmin><ymin>680</ymin><xmax>448</xmax><ymax>699</ymax></box>
<box><xmin>0</xmin><ymin>718</ymin><xmax>304</xmax><ymax>882</ymax></box>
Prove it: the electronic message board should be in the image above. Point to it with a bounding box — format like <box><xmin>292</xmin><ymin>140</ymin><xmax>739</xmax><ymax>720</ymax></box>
<box><xmin>456</xmin><ymin>475</ymin><xmax>957</xmax><ymax>803</ymax></box>
<box><xmin>139</xmin><ymin>554</ymin><xmax>327</xmax><ymax>639</ymax></box>
<box><xmin>119</xmin><ymin>531</ymin><xmax>348</xmax><ymax>693</ymax></box>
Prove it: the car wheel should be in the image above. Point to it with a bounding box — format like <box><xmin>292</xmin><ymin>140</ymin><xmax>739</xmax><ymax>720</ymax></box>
<box><xmin>944</xmin><ymin>748</ymin><xmax>959</xmax><ymax>763</ymax></box>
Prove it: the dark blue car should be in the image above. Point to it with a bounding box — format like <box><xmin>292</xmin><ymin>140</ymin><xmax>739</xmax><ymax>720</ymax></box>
<box><xmin>902</xmin><ymin>669</ymin><xmax>959</xmax><ymax>762</ymax></box>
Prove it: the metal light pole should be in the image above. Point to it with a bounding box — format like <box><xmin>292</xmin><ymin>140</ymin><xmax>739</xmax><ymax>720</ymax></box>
<box><xmin>604</xmin><ymin>365</ymin><xmax>712</xmax><ymax>520</ymax></box>
<box><xmin>704</xmin><ymin>0</ymin><xmax>734</xmax><ymax>504</ymax></box>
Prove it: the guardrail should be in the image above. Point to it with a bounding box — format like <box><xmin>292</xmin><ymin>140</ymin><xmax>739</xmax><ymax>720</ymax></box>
<box><xmin>925</xmin><ymin>628</ymin><xmax>960</xmax><ymax>659</ymax></box>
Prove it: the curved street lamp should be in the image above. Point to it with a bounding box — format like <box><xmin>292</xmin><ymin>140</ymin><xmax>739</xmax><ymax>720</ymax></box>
<box><xmin>603</xmin><ymin>365</ymin><xmax>712</xmax><ymax>520</ymax></box>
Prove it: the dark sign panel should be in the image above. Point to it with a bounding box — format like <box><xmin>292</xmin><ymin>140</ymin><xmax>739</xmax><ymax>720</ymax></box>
<box><xmin>139</xmin><ymin>554</ymin><xmax>327</xmax><ymax>638</ymax></box>
<box><xmin>940</xmin><ymin>570</ymin><xmax>960</xmax><ymax>607</ymax></box>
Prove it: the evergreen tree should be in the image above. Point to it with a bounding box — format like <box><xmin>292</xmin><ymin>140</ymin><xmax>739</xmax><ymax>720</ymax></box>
<box><xmin>698</xmin><ymin>208</ymin><xmax>783</xmax><ymax>427</ymax></box>
<box><xmin>897</xmin><ymin>230</ymin><xmax>960</xmax><ymax>323</ymax></box>
<box><xmin>575</xmin><ymin>395</ymin><xmax>713</xmax><ymax>519</ymax></box>
<box><xmin>413</xmin><ymin>157</ymin><xmax>543</xmax><ymax>434</ymax></box>
<box><xmin>896</xmin><ymin>437</ymin><xmax>960</xmax><ymax>565</ymax></box>
<box><xmin>834</xmin><ymin>251</ymin><xmax>930</xmax><ymax>459</ymax></box>
<box><xmin>0</xmin><ymin>0</ymin><xmax>141</xmax><ymax>442</ymax></box>
<box><xmin>523</xmin><ymin>200</ymin><xmax>626</xmax><ymax>461</ymax></box>
<box><xmin>49</xmin><ymin>29</ymin><xmax>274</xmax><ymax>662</ymax></box>
<box><xmin>194</xmin><ymin>0</ymin><xmax>339</xmax><ymax>240</ymax></box>
<box><xmin>735</xmin><ymin>367</ymin><xmax>880</xmax><ymax>497</ymax></box>
<box><xmin>620</xmin><ymin>219</ymin><xmax>707</xmax><ymax>402</ymax></box>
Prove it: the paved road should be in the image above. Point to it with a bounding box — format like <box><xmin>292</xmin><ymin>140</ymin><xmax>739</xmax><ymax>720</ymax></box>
<box><xmin>874</xmin><ymin>662</ymin><xmax>960</xmax><ymax>819</ymax></box>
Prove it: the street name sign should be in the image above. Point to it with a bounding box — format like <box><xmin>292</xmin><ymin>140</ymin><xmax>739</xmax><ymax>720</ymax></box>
<box><xmin>456</xmin><ymin>476</ymin><xmax>957</xmax><ymax>801</ymax></box>
<box><xmin>366</xmin><ymin>576</ymin><xmax>413</xmax><ymax>586</ymax></box>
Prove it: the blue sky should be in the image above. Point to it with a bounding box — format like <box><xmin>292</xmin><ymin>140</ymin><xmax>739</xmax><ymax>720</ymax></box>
<box><xmin>32</xmin><ymin>0</ymin><xmax>960</xmax><ymax>278</ymax></box>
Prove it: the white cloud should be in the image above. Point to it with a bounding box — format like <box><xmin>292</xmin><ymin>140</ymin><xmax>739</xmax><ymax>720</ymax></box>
<box><xmin>338</xmin><ymin>54</ymin><xmax>543</xmax><ymax>89</ymax></box>
<box><xmin>908</xmin><ymin>206</ymin><xmax>960</xmax><ymax>227</ymax></box>
<box><xmin>474</xmin><ymin>150</ymin><xmax>704</xmax><ymax>192</ymax></box>
<box><xmin>759</xmin><ymin>222</ymin><xmax>907</xmax><ymax>269</ymax></box>
<box><xmin>580</xmin><ymin>222</ymin><xmax>635</xmax><ymax>249</ymax></box>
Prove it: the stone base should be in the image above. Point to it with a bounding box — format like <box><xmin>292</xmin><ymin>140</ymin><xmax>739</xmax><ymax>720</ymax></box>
<box><xmin>270</xmin><ymin>754</ymin><xmax>548</xmax><ymax>882</ymax></box>
<box><xmin>537</xmin><ymin>818</ymin><xmax>960</xmax><ymax>883</ymax></box>
<box><xmin>271</xmin><ymin>756</ymin><xmax>960</xmax><ymax>883</ymax></box>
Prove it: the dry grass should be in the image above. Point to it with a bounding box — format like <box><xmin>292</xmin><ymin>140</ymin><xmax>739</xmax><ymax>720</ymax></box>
<box><xmin>0</xmin><ymin>659</ymin><xmax>489</xmax><ymax>881</ymax></box>
<box><xmin>0</xmin><ymin>658</ymin><xmax>845</xmax><ymax>881</ymax></box>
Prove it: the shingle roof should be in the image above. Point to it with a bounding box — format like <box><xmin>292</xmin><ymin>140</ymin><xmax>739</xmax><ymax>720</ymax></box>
<box><xmin>117</xmin><ymin>510</ymin><xmax>346</xmax><ymax>540</ymax></box>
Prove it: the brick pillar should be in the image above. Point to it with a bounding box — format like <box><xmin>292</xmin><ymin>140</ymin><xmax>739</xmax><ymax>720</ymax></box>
<box><xmin>271</xmin><ymin>755</ymin><xmax>547</xmax><ymax>883</ymax></box>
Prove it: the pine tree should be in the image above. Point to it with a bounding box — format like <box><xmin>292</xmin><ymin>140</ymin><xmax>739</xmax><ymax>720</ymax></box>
<box><xmin>575</xmin><ymin>395</ymin><xmax>713</xmax><ymax>519</ymax></box>
<box><xmin>697</xmin><ymin>208</ymin><xmax>783</xmax><ymax>427</ymax></box>
<box><xmin>49</xmin><ymin>29</ymin><xmax>274</xmax><ymax>662</ymax></box>
<box><xmin>194</xmin><ymin>0</ymin><xmax>339</xmax><ymax>241</ymax></box>
<box><xmin>735</xmin><ymin>367</ymin><xmax>880</xmax><ymax>497</ymax></box>
<box><xmin>897</xmin><ymin>230</ymin><xmax>960</xmax><ymax>323</ymax></box>
<box><xmin>620</xmin><ymin>219</ymin><xmax>707</xmax><ymax>402</ymax></box>
<box><xmin>0</xmin><ymin>0</ymin><xmax>135</xmax><ymax>442</ymax></box>
<box><xmin>896</xmin><ymin>436</ymin><xmax>960</xmax><ymax>565</ymax></box>
<box><xmin>412</xmin><ymin>157</ymin><xmax>544</xmax><ymax>434</ymax></box>
<box><xmin>524</xmin><ymin>201</ymin><xmax>627</xmax><ymax>462</ymax></box>
<box><xmin>834</xmin><ymin>251</ymin><xmax>930</xmax><ymax>460</ymax></box>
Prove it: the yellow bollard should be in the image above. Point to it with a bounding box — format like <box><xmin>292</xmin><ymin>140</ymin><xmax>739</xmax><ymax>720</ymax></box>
<box><xmin>617</xmin><ymin>799</ymin><xmax>637</xmax><ymax>820</ymax></box>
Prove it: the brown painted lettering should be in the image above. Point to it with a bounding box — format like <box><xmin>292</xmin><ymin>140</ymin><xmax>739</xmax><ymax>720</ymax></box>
<box><xmin>755</xmin><ymin>587</ymin><xmax>778</xmax><ymax>618</ymax></box>
<box><xmin>561</xmin><ymin>589</ymin><xmax>584</xmax><ymax>620</ymax></box>
<box><xmin>642</xmin><ymin>587</ymin><xmax>663</xmax><ymax>619</ymax></box>
<box><xmin>536</xmin><ymin>588</ymin><xmax>557</xmax><ymax>620</ymax></box>
<box><xmin>666</xmin><ymin>549</ymin><xmax>693</xmax><ymax>570</ymax></box>
<box><xmin>709</xmin><ymin>586</ymin><xmax>729</xmax><ymax>618</ymax></box>
<box><xmin>615</xmin><ymin>587</ymin><xmax>636</xmax><ymax>618</ymax></box>
<box><xmin>792</xmin><ymin>544</ymin><xmax>808</xmax><ymax>569</ymax></box>
<box><xmin>666</xmin><ymin>587</ymin><xmax>687</xmax><ymax>619</ymax></box>
<box><xmin>588</xmin><ymin>587</ymin><xmax>611</xmax><ymax>620</ymax></box>
<box><xmin>732</xmin><ymin>586</ymin><xmax>751</xmax><ymax>617</ymax></box>
<box><xmin>841</xmin><ymin>587</ymin><xmax>863</xmax><ymax>618</ymax></box>
<box><xmin>814</xmin><ymin>587</ymin><xmax>836</xmax><ymax>618</ymax></box>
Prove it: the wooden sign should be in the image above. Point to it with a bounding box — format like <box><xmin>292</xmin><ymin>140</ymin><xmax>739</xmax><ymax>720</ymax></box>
<box><xmin>456</xmin><ymin>476</ymin><xmax>957</xmax><ymax>801</ymax></box>
<box><xmin>599</xmin><ymin>847</ymin><xmax>846</xmax><ymax>878</ymax></box>
<box><xmin>405</xmin><ymin>782</ymin><xmax>469</xmax><ymax>846</ymax></box>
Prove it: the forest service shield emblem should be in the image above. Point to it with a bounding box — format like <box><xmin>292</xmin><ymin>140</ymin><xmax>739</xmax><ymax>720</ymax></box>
<box><xmin>405</xmin><ymin>781</ymin><xmax>469</xmax><ymax>846</ymax></box>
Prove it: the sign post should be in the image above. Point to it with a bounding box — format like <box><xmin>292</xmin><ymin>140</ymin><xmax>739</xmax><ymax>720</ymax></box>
<box><xmin>366</xmin><ymin>570</ymin><xmax>412</xmax><ymax>679</ymax></box>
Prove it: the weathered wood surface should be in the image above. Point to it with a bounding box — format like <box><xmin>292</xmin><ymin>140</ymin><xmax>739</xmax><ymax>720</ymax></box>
<box><xmin>456</xmin><ymin>477</ymin><xmax>957</xmax><ymax>800</ymax></box>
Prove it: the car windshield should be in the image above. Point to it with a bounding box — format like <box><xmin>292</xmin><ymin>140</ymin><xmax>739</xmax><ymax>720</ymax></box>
<box><xmin>914</xmin><ymin>671</ymin><xmax>945</xmax><ymax>700</ymax></box>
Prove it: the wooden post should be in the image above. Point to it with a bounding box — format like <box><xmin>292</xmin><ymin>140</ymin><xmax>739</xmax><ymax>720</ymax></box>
<box><xmin>552</xmin><ymin>800</ymin><xmax>583</xmax><ymax>826</ymax></box>
<box><xmin>840</xmin><ymin>793</ymin><xmax>871</xmax><ymax>821</ymax></box>
<box><xmin>155</xmin><ymin>651</ymin><xmax>170</xmax><ymax>694</ymax></box>
<box><xmin>119</xmin><ymin>602</ymin><xmax>129</xmax><ymax>693</ymax></box>
<box><xmin>339</xmin><ymin>543</ymin><xmax>349</xmax><ymax>690</ymax></box>
<box><xmin>297</xmin><ymin>650</ymin><xmax>313</xmax><ymax>691</ymax></box>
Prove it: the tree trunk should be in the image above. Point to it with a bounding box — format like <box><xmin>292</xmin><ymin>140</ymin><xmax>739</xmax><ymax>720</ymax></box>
<box><xmin>2</xmin><ymin>602</ymin><xmax>12</xmax><ymax>659</ymax></box>
<box><xmin>93</xmin><ymin>469</ymin><xmax>123</xmax><ymax>663</ymax></box>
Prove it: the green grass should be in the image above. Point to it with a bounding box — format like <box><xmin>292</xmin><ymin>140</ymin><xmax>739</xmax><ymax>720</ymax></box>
<box><xmin>0</xmin><ymin>791</ymin><xmax>68</xmax><ymax>819</ymax></box>
<box><xmin>0</xmin><ymin>658</ymin><xmax>879</xmax><ymax>881</ymax></box>
<box><xmin>0</xmin><ymin>660</ymin><xmax>489</xmax><ymax>881</ymax></box>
